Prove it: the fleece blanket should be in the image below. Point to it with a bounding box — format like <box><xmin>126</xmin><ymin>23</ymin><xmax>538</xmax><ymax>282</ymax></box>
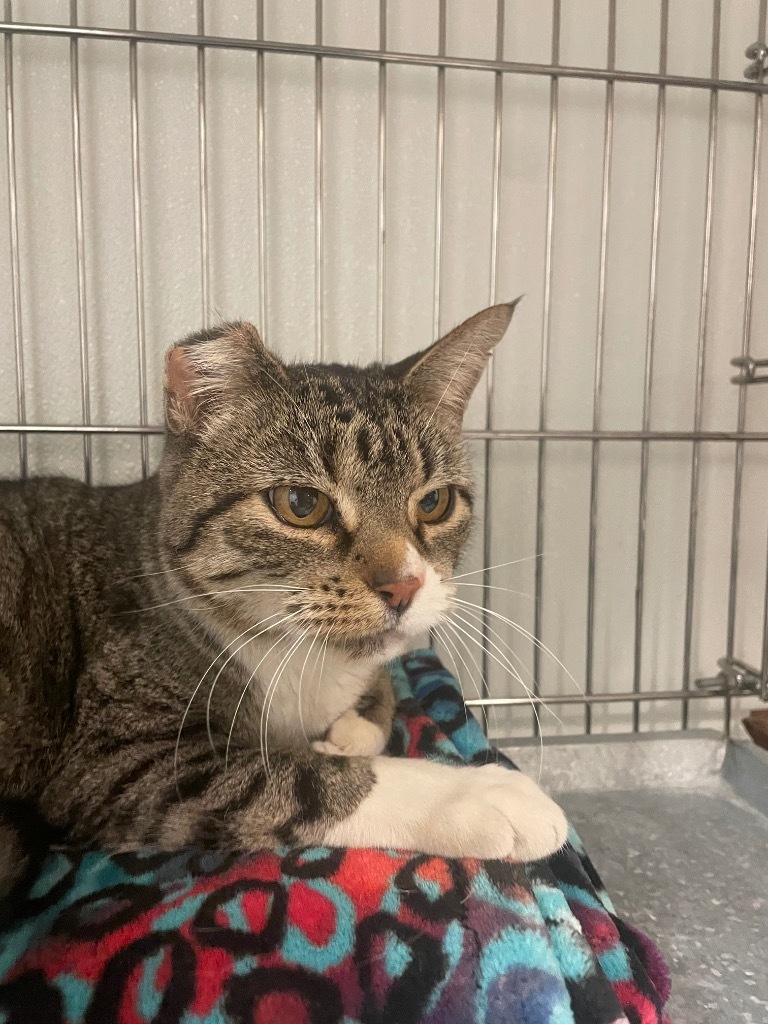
<box><xmin>0</xmin><ymin>650</ymin><xmax>671</xmax><ymax>1024</ymax></box>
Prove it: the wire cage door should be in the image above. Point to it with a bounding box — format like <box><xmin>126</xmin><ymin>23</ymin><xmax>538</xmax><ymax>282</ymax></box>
<box><xmin>1</xmin><ymin>0</ymin><xmax>767</xmax><ymax>740</ymax></box>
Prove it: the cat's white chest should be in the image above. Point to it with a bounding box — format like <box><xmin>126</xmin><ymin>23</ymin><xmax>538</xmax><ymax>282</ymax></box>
<box><xmin>234</xmin><ymin>637</ymin><xmax>378</xmax><ymax>749</ymax></box>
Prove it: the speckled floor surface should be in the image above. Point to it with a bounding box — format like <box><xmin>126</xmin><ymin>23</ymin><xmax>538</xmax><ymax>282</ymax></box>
<box><xmin>561</xmin><ymin>786</ymin><xmax>768</xmax><ymax>1024</ymax></box>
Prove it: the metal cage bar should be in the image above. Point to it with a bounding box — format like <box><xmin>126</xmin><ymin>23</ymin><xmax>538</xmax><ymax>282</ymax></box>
<box><xmin>69</xmin><ymin>0</ymin><xmax>92</xmax><ymax>485</ymax></box>
<box><xmin>2</xmin><ymin>5</ymin><xmax>767</xmax><ymax>736</ymax></box>
<box><xmin>1</xmin><ymin>20</ymin><xmax>767</xmax><ymax>95</ymax></box>
<box><xmin>3</xmin><ymin>0</ymin><xmax>26</xmax><ymax>478</ymax></box>
<box><xmin>584</xmin><ymin>0</ymin><xmax>616</xmax><ymax>735</ymax></box>
<box><xmin>681</xmin><ymin>0</ymin><xmax>722</xmax><ymax>729</ymax></box>
<box><xmin>128</xmin><ymin>0</ymin><xmax>149</xmax><ymax>479</ymax></box>
<box><xmin>532</xmin><ymin>0</ymin><xmax>561</xmax><ymax>735</ymax></box>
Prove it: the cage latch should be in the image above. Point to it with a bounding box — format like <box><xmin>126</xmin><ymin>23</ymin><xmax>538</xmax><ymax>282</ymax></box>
<box><xmin>730</xmin><ymin>355</ymin><xmax>768</xmax><ymax>385</ymax></box>
<box><xmin>695</xmin><ymin>657</ymin><xmax>767</xmax><ymax>701</ymax></box>
<box><xmin>744</xmin><ymin>41</ymin><xmax>768</xmax><ymax>81</ymax></box>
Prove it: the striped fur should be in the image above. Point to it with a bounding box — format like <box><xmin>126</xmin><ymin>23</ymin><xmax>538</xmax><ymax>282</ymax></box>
<box><xmin>0</xmin><ymin>302</ymin><xmax>567</xmax><ymax>900</ymax></box>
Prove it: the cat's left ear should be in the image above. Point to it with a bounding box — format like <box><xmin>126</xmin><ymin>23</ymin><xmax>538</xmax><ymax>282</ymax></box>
<box><xmin>391</xmin><ymin>299</ymin><xmax>520</xmax><ymax>423</ymax></box>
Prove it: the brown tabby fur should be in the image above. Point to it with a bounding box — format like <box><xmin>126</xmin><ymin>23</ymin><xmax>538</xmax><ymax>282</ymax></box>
<box><xmin>0</xmin><ymin>303</ymin><xmax>520</xmax><ymax>898</ymax></box>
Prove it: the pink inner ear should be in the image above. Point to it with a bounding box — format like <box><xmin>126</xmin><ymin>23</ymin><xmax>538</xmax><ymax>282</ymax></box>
<box><xmin>165</xmin><ymin>346</ymin><xmax>200</xmax><ymax>430</ymax></box>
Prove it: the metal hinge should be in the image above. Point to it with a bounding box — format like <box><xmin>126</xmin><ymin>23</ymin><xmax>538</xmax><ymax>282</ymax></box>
<box><xmin>731</xmin><ymin>355</ymin><xmax>768</xmax><ymax>385</ymax></box>
<box><xmin>744</xmin><ymin>41</ymin><xmax>768</xmax><ymax>80</ymax></box>
<box><xmin>695</xmin><ymin>657</ymin><xmax>767</xmax><ymax>702</ymax></box>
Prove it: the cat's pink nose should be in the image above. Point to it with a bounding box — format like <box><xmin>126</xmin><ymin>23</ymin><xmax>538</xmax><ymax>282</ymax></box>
<box><xmin>374</xmin><ymin>575</ymin><xmax>424</xmax><ymax>614</ymax></box>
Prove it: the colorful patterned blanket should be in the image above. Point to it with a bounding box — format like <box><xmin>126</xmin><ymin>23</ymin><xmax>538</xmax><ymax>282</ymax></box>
<box><xmin>0</xmin><ymin>650</ymin><xmax>671</xmax><ymax>1024</ymax></box>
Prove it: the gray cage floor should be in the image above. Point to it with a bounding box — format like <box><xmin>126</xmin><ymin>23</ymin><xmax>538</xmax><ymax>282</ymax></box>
<box><xmin>562</xmin><ymin>787</ymin><xmax>768</xmax><ymax>1024</ymax></box>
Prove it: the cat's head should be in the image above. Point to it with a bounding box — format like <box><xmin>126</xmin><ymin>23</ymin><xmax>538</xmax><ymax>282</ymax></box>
<box><xmin>157</xmin><ymin>303</ymin><xmax>517</xmax><ymax>665</ymax></box>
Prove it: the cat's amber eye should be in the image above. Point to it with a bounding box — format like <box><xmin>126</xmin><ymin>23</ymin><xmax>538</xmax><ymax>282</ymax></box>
<box><xmin>269</xmin><ymin>486</ymin><xmax>332</xmax><ymax>528</ymax></box>
<box><xmin>417</xmin><ymin>487</ymin><xmax>453</xmax><ymax>524</ymax></box>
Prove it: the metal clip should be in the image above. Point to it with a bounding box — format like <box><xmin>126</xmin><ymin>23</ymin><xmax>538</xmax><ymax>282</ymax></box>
<box><xmin>730</xmin><ymin>355</ymin><xmax>768</xmax><ymax>385</ymax></box>
<box><xmin>744</xmin><ymin>41</ymin><xmax>768</xmax><ymax>81</ymax></box>
<box><xmin>695</xmin><ymin>657</ymin><xmax>766</xmax><ymax>701</ymax></box>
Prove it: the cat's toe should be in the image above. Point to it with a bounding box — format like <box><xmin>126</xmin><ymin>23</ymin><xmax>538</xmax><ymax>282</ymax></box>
<box><xmin>311</xmin><ymin>739</ymin><xmax>343</xmax><ymax>756</ymax></box>
<box><xmin>441</xmin><ymin>765</ymin><xmax>568</xmax><ymax>862</ymax></box>
<box><xmin>322</xmin><ymin>710</ymin><xmax>387</xmax><ymax>757</ymax></box>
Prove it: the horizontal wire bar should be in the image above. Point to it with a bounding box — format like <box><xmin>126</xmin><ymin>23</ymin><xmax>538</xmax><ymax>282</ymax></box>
<box><xmin>465</xmin><ymin>688</ymin><xmax>739</xmax><ymax>708</ymax></box>
<box><xmin>2</xmin><ymin>425</ymin><xmax>768</xmax><ymax>441</ymax></box>
<box><xmin>1</xmin><ymin>21</ymin><xmax>766</xmax><ymax>95</ymax></box>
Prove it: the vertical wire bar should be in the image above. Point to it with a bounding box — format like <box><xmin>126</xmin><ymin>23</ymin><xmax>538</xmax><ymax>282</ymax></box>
<box><xmin>432</xmin><ymin>0</ymin><xmax>446</xmax><ymax>342</ymax></box>
<box><xmin>197</xmin><ymin>0</ymin><xmax>210</xmax><ymax>325</ymax></box>
<box><xmin>479</xmin><ymin>0</ymin><xmax>505</xmax><ymax>737</ymax></box>
<box><xmin>681</xmin><ymin>0</ymin><xmax>720</xmax><ymax>728</ymax></box>
<box><xmin>376</xmin><ymin>0</ymin><xmax>386</xmax><ymax>361</ymax></box>
<box><xmin>129</xmin><ymin>0</ymin><xmax>149</xmax><ymax>479</ymax></box>
<box><xmin>532</xmin><ymin>0</ymin><xmax>561</xmax><ymax>735</ymax></box>
<box><xmin>426</xmin><ymin>0</ymin><xmax>447</xmax><ymax>658</ymax></box>
<box><xmin>632</xmin><ymin>0</ymin><xmax>669</xmax><ymax>732</ymax></box>
<box><xmin>4</xmin><ymin>0</ymin><xmax>26</xmax><ymax>478</ymax></box>
<box><xmin>584</xmin><ymin>0</ymin><xmax>616</xmax><ymax>734</ymax></box>
<box><xmin>256</xmin><ymin>0</ymin><xmax>266</xmax><ymax>334</ymax></box>
<box><xmin>726</xmin><ymin>0</ymin><xmax>767</xmax><ymax>734</ymax></box>
<box><xmin>315</xmin><ymin>0</ymin><xmax>324</xmax><ymax>359</ymax></box>
<box><xmin>69</xmin><ymin>0</ymin><xmax>91</xmax><ymax>484</ymax></box>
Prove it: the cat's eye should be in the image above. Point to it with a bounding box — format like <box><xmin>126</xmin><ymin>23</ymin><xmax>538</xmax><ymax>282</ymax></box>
<box><xmin>269</xmin><ymin>486</ymin><xmax>332</xmax><ymax>528</ymax></box>
<box><xmin>417</xmin><ymin>487</ymin><xmax>453</xmax><ymax>524</ymax></box>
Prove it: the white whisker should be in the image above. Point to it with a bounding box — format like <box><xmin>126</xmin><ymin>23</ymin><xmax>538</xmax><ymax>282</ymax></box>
<box><xmin>314</xmin><ymin>627</ymin><xmax>334</xmax><ymax>703</ymax></box>
<box><xmin>450</xmin><ymin>609</ymin><xmax>563</xmax><ymax>729</ymax></box>
<box><xmin>205</xmin><ymin>610</ymin><xmax>302</xmax><ymax>755</ymax></box>
<box><xmin>450</xmin><ymin>602</ymin><xmax>546</xmax><ymax>707</ymax></box>
<box><xmin>454</xmin><ymin>582</ymin><xmax>534</xmax><ymax>600</ymax></box>
<box><xmin>452</xmin><ymin>597</ymin><xmax>584</xmax><ymax>699</ymax></box>
<box><xmin>447</xmin><ymin>553</ymin><xmax>546</xmax><ymax>582</ymax></box>
<box><xmin>446</xmin><ymin>612</ymin><xmax>546</xmax><ymax>782</ymax></box>
<box><xmin>432</xmin><ymin>624</ymin><xmax>474</xmax><ymax>737</ymax></box>
<box><xmin>441</xmin><ymin>618</ymin><xmax>506</xmax><ymax>739</ymax></box>
<box><xmin>260</xmin><ymin>630</ymin><xmax>309</xmax><ymax>775</ymax></box>
<box><xmin>224</xmin><ymin>623</ymin><xmax>300</xmax><ymax>771</ymax></box>
<box><xmin>297</xmin><ymin>627</ymin><xmax>323</xmax><ymax>745</ymax></box>
<box><xmin>123</xmin><ymin>585</ymin><xmax>304</xmax><ymax>615</ymax></box>
<box><xmin>173</xmin><ymin>609</ymin><xmax>286</xmax><ymax>796</ymax></box>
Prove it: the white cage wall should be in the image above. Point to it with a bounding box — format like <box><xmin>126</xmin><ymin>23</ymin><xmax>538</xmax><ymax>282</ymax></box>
<box><xmin>1</xmin><ymin>0</ymin><xmax>767</xmax><ymax>740</ymax></box>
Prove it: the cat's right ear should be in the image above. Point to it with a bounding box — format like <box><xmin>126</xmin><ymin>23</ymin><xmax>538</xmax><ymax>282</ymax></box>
<box><xmin>164</xmin><ymin>322</ymin><xmax>286</xmax><ymax>434</ymax></box>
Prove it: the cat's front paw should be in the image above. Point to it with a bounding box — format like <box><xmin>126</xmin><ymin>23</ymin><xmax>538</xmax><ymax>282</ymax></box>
<box><xmin>312</xmin><ymin>709</ymin><xmax>387</xmax><ymax>757</ymax></box>
<box><xmin>454</xmin><ymin>765</ymin><xmax>568</xmax><ymax>861</ymax></box>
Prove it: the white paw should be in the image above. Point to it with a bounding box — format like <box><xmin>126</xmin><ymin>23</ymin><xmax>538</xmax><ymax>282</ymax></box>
<box><xmin>445</xmin><ymin>764</ymin><xmax>568</xmax><ymax>861</ymax></box>
<box><xmin>324</xmin><ymin>759</ymin><xmax>568</xmax><ymax>863</ymax></box>
<box><xmin>312</xmin><ymin>710</ymin><xmax>387</xmax><ymax>758</ymax></box>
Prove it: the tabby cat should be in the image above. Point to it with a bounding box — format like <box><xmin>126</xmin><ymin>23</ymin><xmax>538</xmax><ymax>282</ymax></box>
<box><xmin>0</xmin><ymin>302</ymin><xmax>566</xmax><ymax>900</ymax></box>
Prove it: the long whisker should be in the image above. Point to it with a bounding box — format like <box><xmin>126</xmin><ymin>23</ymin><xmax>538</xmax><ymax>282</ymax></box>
<box><xmin>440</xmin><ymin>617</ymin><xmax>505</xmax><ymax>746</ymax></box>
<box><xmin>314</xmin><ymin>626</ymin><xmax>334</xmax><ymax>703</ymax></box>
<box><xmin>449</xmin><ymin>609</ymin><xmax>563</xmax><ymax>728</ymax></box>
<box><xmin>261</xmin><ymin>630</ymin><xmax>309</xmax><ymax>775</ymax></box>
<box><xmin>223</xmin><ymin>621</ymin><xmax>300</xmax><ymax>771</ymax></box>
<box><xmin>450</xmin><ymin>602</ymin><xmax>549</xmax><ymax>710</ymax></box>
<box><xmin>122</xmin><ymin>565</ymin><xmax>186</xmax><ymax>581</ymax></box>
<box><xmin>446</xmin><ymin>612</ymin><xmax>546</xmax><ymax>782</ymax></box>
<box><xmin>454</xmin><ymin>582</ymin><xmax>534</xmax><ymax>600</ymax></box>
<box><xmin>206</xmin><ymin>610</ymin><xmax>302</xmax><ymax>756</ymax></box>
<box><xmin>121</xmin><ymin>585</ymin><xmax>305</xmax><ymax>615</ymax></box>
<box><xmin>297</xmin><ymin>627</ymin><xmax>323</xmax><ymax>745</ymax></box>
<box><xmin>440</xmin><ymin>617</ymin><xmax>505</xmax><ymax>744</ymax></box>
<box><xmin>432</xmin><ymin>624</ymin><xmax>474</xmax><ymax>738</ymax></box>
<box><xmin>447</xmin><ymin>553</ymin><xmax>546</xmax><ymax>582</ymax></box>
<box><xmin>173</xmin><ymin>609</ymin><xmax>286</xmax><ymax>795</ymax></box>
<box><xmin>452</xmin><ymin>597</ymin><xmax>584</xmax><ymax>699</ymax></box>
